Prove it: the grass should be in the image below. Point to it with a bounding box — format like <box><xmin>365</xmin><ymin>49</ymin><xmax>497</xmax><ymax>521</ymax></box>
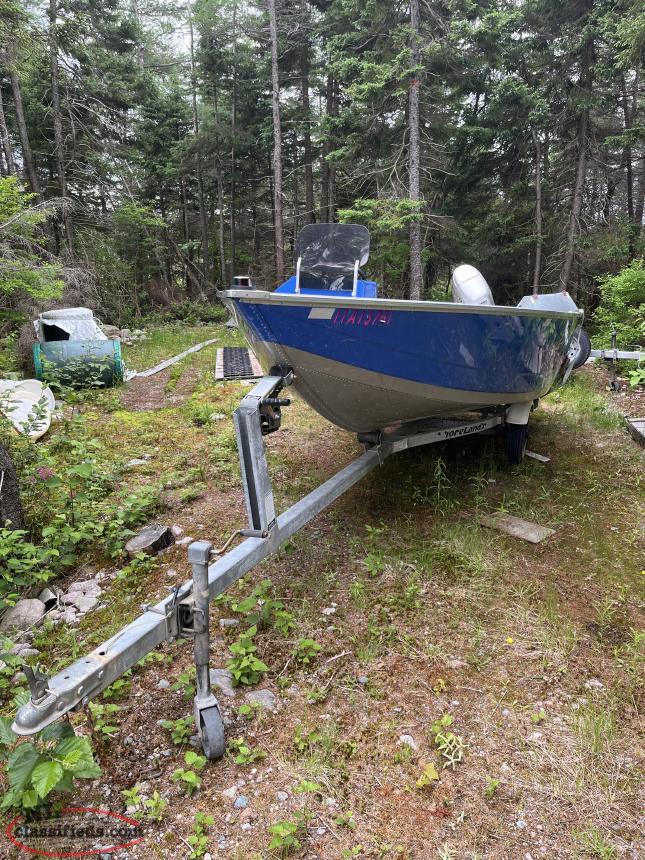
<box><xmin>1</xmin><ymin>329</ymin><xmax>643</xmax><ymax>860</ymax></box>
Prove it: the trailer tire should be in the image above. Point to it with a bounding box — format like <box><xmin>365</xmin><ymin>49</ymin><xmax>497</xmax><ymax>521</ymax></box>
<box><xmin>571</xmin><ymin>329</ymin><xmax>591</xmax><ymax>369</ymax></box>
<box><xmin>505</xmin><ymin>423</ymin><xmax>528</xmax><ymax>464</ymax></box>
<box><xmin>199</xmin><ymin>706</ymin><xmax>225</xmax><ymax>760</ymax></box>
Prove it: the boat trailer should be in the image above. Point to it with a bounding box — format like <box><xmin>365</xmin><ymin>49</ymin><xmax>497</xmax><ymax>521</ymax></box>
<box><xmin>13</xmin><ymin>372</ymin><xmax>505</xmax><ymax>759</ymax></box>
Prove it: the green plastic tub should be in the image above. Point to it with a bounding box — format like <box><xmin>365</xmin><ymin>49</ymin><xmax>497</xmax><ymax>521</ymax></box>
<box><xmin>33</xmin><ymin>339</ymin><xmax>124</xmax><ymax>388</ymax></box>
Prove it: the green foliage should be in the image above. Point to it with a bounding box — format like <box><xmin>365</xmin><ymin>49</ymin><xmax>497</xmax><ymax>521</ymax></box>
<box><xmin>267</xmin><ymin>815</ymin><xmax>305</xmax><ymax>855</ymax></box>
<box><xmin>594</xmin><ymin>260</ymin><xmax>645</xmax><ymax>348</ymax></box>
<box><xmin>293</xmin><ymin>638</ymin><xmax>322</xmax><ymax>666</ymax></box>
<box><xmin>171</xmin><ymin>750</ymin><xmax>207</xmax><ymax>795</ymax></box>
<box><xmin>0</xmin><ymin>528</ymin><xmax>58</xmax><ymax>609</ymax></box>
<box><xmin>227</xmin><ymin>736</ymin><xmax>266</xmax><ymax>764</ymax></box>
<box><xmin>161</xmin><ymin>715</ymin><xmax>195</xmax><ymax>745</ymax></box>
<box><xmin>188</xmin><ymin>811</ymin><xmax>215</xmax><ymax>859</ymax></box>
<box><xmin>0</xmin><ymin>719</ymin><xmax>101</xmax><ymax>813</ymax></box>
<box><xmin>227</xmin><ymin>625</ymin><xmax>269</xmax><ymax>686</ymax></box>
<box><xmin>88</xmin><ymin>701</ymin><xmax>121</xmax><ymax>740</ymax></box>
<box><xmin>430</xmin><ymin>714</ymin><xmax>465</xmax><ymax>769</ymax></box>
<box><xmin>0</xmin><ymin>177</ymin><xmax>64</xmax><ymax>301</ymax></box>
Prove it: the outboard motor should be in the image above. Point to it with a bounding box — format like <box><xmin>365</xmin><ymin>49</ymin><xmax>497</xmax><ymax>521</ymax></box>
<box><xmin>451</xmin><ymin>265</ymin><xmax>494</xmax><ymax>306</ymax></box>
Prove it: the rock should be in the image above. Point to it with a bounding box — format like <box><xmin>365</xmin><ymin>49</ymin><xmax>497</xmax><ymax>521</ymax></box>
<box><xmin>240</xmin><ymin>822</ymin><xmax>251</xmax><ymax>832</ymax></box>
<box><xmin>276</xmin><ymin>791</ymin><xmax>288</xmax><ymax>802</ymax></box>
<box><xmin>233</xmin><ymin>795</ymin><xmax>249</xmax><ymax>809</ymax></box>
<box><xmin>398</xmin><ymin>734</ymin><xmax>418</xmax><ymax>750</ymax></box>
<box><xmin>100</xmin><ymin>324</ymin><xmax>121</xmax><ymax>337</ymax></box>
<box><xmin>219</xmin><ymin>618</ymin><xmax>240</xmax><ymax>629</ymax></box>
<box><xmin>357</xmin><ymin>675</ymin><xmax>369</xmax><ymax>686</ymax></box>
<box><xmin>170</xmin><ymin>525</ymin><xmax>184</xmax><ymax>538</ymax></box>
<box><xmin>0</xmin><ymin>599</ymin><xmax>46</xmax><ymax>633</ymax></box>
<box><xmin>222</xmin><ymin>786</ymin><xmax>237</xmax><ymax>800</ymax></box>
<box><xmin>243</xmin><ymin>689</ymin><xmax>277</xmax><ymax>711</ymax></box>
<box><xmin>120</xmin><ymin>328</ymin><xmax>132</xmax><ymax>339</ymax></box>
<box><xmin>446</xmin><ymin>658</ymin><xmax>468</xmax><ymax>669</ymax></box>
<box><xmin>210</xmin><ymin>413</ymin><xmax>226</xmax><ymax>421</ymax></box>
<box><xmin>67</xmin><ymin>580</ymin><xmax>102</xmax><ymax>597</ymax></box>
<box><xmin>210</xmin><ymin>668</ymin><xmax>236</xmax><ymax>698</ymax></box>
<box><xmin>225</xmin><ymin>317</ymin><xmax>238</xmax><ymax>329</ymax></box>
<box><xmin>74</xmin><ymin>596</ymin><xmax>99</xmax><ymax>614</ymax></box>
<box><xmin>516</xmin><ymin>820</ymin><xmax>527</xmax><ymax>830</ymax></box>
<box><xmin>125</xmin><ymin>524</ymin><xmax>175</xmax><ymax>557</ymax></box>
<box><xmin>156</xmin><ymin>679</ymin><xmax>170</xmax><ymax>690</ymax></box>
<box><xmin>62</xmin><ymin>608</ymin><xmax>79</xmax><ymax>625</ymax></box>
<box><xmin>175</xmin><ymin>536</ymin><xmax>194</xmax><ymax>546</ymax></box>
<box><xmin>584</xmin><ymin>678</ymin><xmax>604</xmax><ymax>690</ymax></box>
<box><xmin>17</xmin><ymin>647</ymin><xmax>40</xmax><ymax>658</ymax></box>
<box><xmin>316</xmin><ymin>826</ymin><xmax>327</xmax><ymax>836</ymax></box>
<box><xmin>526</xmin><ymin>731</ymin><xmax>543</xmax><ymax>743</ymax></box>
<box><xmin>321</xmin><ymin>606</ymin><xmax>336</xmax><ymax>616</ymax></box>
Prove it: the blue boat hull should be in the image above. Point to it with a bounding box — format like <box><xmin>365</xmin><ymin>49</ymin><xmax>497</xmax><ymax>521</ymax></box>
<box><xmin>221</xmin><ymin>290</ymin><xmax>581</xmax><ymax>433</ymax></box>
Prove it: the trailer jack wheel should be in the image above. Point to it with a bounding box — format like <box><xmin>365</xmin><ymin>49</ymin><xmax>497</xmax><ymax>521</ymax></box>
<box><xmin>198</xmin><ymin>705</ymin><xmax>225</xmax><ymax>760</ymax></box>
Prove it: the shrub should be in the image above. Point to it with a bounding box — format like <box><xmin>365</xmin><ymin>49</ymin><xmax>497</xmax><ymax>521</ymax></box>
<box><xmin>594</xmin><ymin>260</ymin><xmax>645</xmax><ymax>348</ymax></box>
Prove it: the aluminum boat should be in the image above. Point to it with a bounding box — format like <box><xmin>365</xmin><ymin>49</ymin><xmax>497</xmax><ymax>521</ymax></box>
<box><xmin>220</xmin><ymin>224</ymin><xmax>583</xmax><ymax>440</ymax></box>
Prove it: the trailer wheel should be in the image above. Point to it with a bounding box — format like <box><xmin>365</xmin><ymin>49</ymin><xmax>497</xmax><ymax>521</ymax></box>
<box><xmin>505</xmin><ymin>423</ymin><xmax>528</xmax><ymax>464</ymax></box>
<box><xmin>199</xmin><ymin>706</ymin><xmax>225</xmax><ymax>760</ymax></box>
<box><xmin>571</xmin><ymin>329</ymin><xmax>591</xmax><ymax>369</ymax></box>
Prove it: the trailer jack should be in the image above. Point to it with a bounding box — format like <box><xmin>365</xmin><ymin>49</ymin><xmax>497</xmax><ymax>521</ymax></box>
<box><xmin>14</xmin><ymin>373</ymin><xmax>503</xmax><ymax>758</ymax></box>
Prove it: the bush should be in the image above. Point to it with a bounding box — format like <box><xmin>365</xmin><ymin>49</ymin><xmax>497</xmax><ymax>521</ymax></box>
<box><xmin>593</xmin><ymin>260</ymin><xmax>645</xmax><ymax>348</ymax></box>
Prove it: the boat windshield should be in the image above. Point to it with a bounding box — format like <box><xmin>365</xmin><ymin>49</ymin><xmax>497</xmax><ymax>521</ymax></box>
<box><xmin>295</xmin><ymin>224</ymin><xmax>370</xmax><ymax>277</ymax></box>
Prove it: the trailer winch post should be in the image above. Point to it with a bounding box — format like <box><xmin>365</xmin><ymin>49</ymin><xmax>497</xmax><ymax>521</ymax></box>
<box><xmin>188</xmin><ymin>540</ymin><xmax>225</xmax><ymax>759</ymax></box>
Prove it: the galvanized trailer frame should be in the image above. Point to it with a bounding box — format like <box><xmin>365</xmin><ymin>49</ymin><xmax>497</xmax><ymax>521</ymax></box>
<box><xmin>14</xmin><ymin>373</ymin><xmax>503</xmax><ymax>758</ymax></box>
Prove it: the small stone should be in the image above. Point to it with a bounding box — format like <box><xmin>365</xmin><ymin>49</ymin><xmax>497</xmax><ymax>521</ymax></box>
<box><xmin>156</xmin><ymin>679</ymin><xmax>170</xmax><ymax>689</ymax></box>
<box><xmin>357</xmin><ymin>675</ymin><xmax>369</xmax><ymax>686</ymax></box>
<box><xmin>37</xmin><ymin>587</ymin><xmax>61</xmax><ymax>608</ymax></box>
<box><xmin>62</xmin><ymin>608</ymin><xmax>79</xmax><ymax>625</ymax></box>
<box><xmin>0</xmin><ymin>599</ymin><xmax>46</xmax><ymax>633</ymax></box>
<box><xmin>17</xmin><ymin>647</ymin><xmax>40</xmax><ymax>658</ymax></box>
<box><xmin>170</xmin><ymin>525</ymin><xmax>184</xmax><ymax>538</ymax></box>
<box><xmin>219</xmin><ymin>618</ymin><xmax>240</xmax><ymax>629</ymax></box>
<box><xmin>204</xmin><ymin>854</ymin><xmax>212</xmax><ymax>860</ymax></box>
<box><xmin>321</xmin><ymin>606</ymin><xmax>336</xmax><ymax>616</ymax></box>
<box><xmin>446</xmin><ymin>658</ymin><xmax>467</xmax><ymax>669</ymax></box>
<box><xmin>176</xmin><ymin>536</ymin><xmax>194</xmax><ymax>546</ymax></box>
<box><xmin>74</xmin><ymin>596</ymin><xmax>99</xmax><ymax>613</ymax></box>
<box><xmin>222</xmin><ymin>786</ymin><xmax>237</xmax><ymax>800</ymax></box>
<box><xmin>234</xmin><ymin>795</ymin><xmax>249</xmax><ymax>809</ymax></box>
<box><xmin>516</xmin><ymin>819</ymin><xmax>527</xmax><ymax>830</ymax></box>
<box><xmin>125</xmin><ymin>524</ymin><xmax>175</xmax><ymax>557</ymax></box>
<box><xmin>398</xmin><ymin>734</ymin><xmax>418</xmax><ymax>750</ymax></box>
<box><xmin>67</xmin><ymin>580</ymin><xmax>102</xmax><ymax>596</ymax></box>
<box><xmin>526</xmin><ymin>731</ymin><xmax>543</xmax><ymax>743</ymax></box>
<box><xmin>276</xmin><ymin>791</ymin><xmax>288</xmax><ymax>802</ymax></box>
<box><xmin>243</xmin><ymin>689</ymin><xmax>277</xmax><ymax>711</ymax></box>
<box><xmin>584</xmin><ymin>678</ymin><xmax>604</xmax><ymax>690</ymax></box>
<box><xmin>210</xmin><ymin>413</ymin><xmax>226</xmax><ymax>421</ymax></box>
<box><xmin>240</xmin><ymin>822</ymin><xmax>251</xmax><ymax>832</ymax></box>
<box><xmin>316</xmin><ymin>826</ymin><xmax>326</xmax><ymax>836</ymax></box>
<box><xmin>124</xmin><ymin>736</ymin><xmax>134</xmax><ymax>745</ymax></box>
<box><xmin>210</xmin><ymin>668</ymin><xmax>236</xmax><ymax>697</ymax></box>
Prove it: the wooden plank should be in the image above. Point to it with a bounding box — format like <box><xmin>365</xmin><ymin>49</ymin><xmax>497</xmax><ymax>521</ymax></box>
<box><xmin>525</xmin><ymin>450</ymin><xmax>550</xmax><ymax>463</ymax></box>
<box><xmin>479</xmin><ymin>512</ymin><xmax>555</xmax><ymax>544</ymax></box>
<box><xmin>625</xmin><ymin>417</ymin><xmax>645</xmax><ymax>448</ymax></box>
<box><xmin>133</xmin><ymin>338</ymin><xmax>218</xmax><ymax>378</ymax></box>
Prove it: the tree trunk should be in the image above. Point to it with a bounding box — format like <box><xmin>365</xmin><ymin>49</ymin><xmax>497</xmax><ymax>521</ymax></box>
<box><xmin>620</xmin><ymin>74</ymin><xmax>634</xmax><ymax>223</ymax></box>
<box><xmin>531</xmin><ymin>128</ymin><xmax>542</xmax><ymax>293</ymax></box>
<box><xmin>300</xmin><ymin>38</ymin><xmax>314</xmax><ymax>224</ymax></box>
<box><xmin>408</xmin><ymin>0</ymin><xmax>423</xmax><ymax>301</ymax></box>
<box><xmin>5</xmin><ymin>48</ymin><xmax>40</xmax><ymax>196</ymax></box>
<box><xmin>49</xmin><ymin>0</ymin><xmax>73</xmax><ymax>250</ymax></box>
<box><xmin>268</xmin><ymin>0</ymin><xmax>285</xmax><ymax>282</ymax></box>
<box><xmin>559</xmin><ymin>32</ymin><xmax>594</xmax><ymax>296</ymax></box>
<box><xmin>0</xmin><ymin>85</ymin><xmax>15</xmax><ymax>175</ymax></box>
<box><xmin>320</xmin><ymin>72</ymin><xmax>333</xmax><ymax>222</ymax></box>
<box><xmin>188</xmin><ymin>0</ymin><xmax>209</xmax><ymax>291</ymax></box>
<box><xmin>0</xmin><ymin>443</ymin><xmax>24</xmax><ymax>530</ymax></box>
<box><xmin>230</xmin><ymin>4</ymin><xmax>237</xmax><ymax>282</ymax></box>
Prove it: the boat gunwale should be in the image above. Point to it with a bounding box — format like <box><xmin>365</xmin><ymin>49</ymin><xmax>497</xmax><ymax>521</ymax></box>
<box><xmin>218</xmin><ymin>289</ymin><xmax>583</xmax><ymax>322</ymax></box>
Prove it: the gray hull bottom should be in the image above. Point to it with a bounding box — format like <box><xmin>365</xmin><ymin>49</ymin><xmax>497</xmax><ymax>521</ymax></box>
<box><xmin>250</xmin><ymin>340</ymin><xmax>538</xmax><ymax>434</ymax></box>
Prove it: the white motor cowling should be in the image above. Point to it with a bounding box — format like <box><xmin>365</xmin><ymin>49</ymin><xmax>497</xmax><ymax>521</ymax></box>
<box><xmin>451</xmin><ymin>264</ymin><xmax>494</xmax><ymax>306</ymax></box>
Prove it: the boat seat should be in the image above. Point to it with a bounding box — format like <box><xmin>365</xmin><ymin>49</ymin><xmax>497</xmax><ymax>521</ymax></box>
<box><xmin>276</xmin><ymin>274</ymin><xmax>378</xmax><ymax>298</ymax></box>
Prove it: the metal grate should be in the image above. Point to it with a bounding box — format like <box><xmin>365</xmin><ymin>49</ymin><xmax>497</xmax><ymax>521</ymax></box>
<box><xmin>215</xmin><ymin>346</ymin><xmax>264</xmax><ymax>381</ymax></box>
